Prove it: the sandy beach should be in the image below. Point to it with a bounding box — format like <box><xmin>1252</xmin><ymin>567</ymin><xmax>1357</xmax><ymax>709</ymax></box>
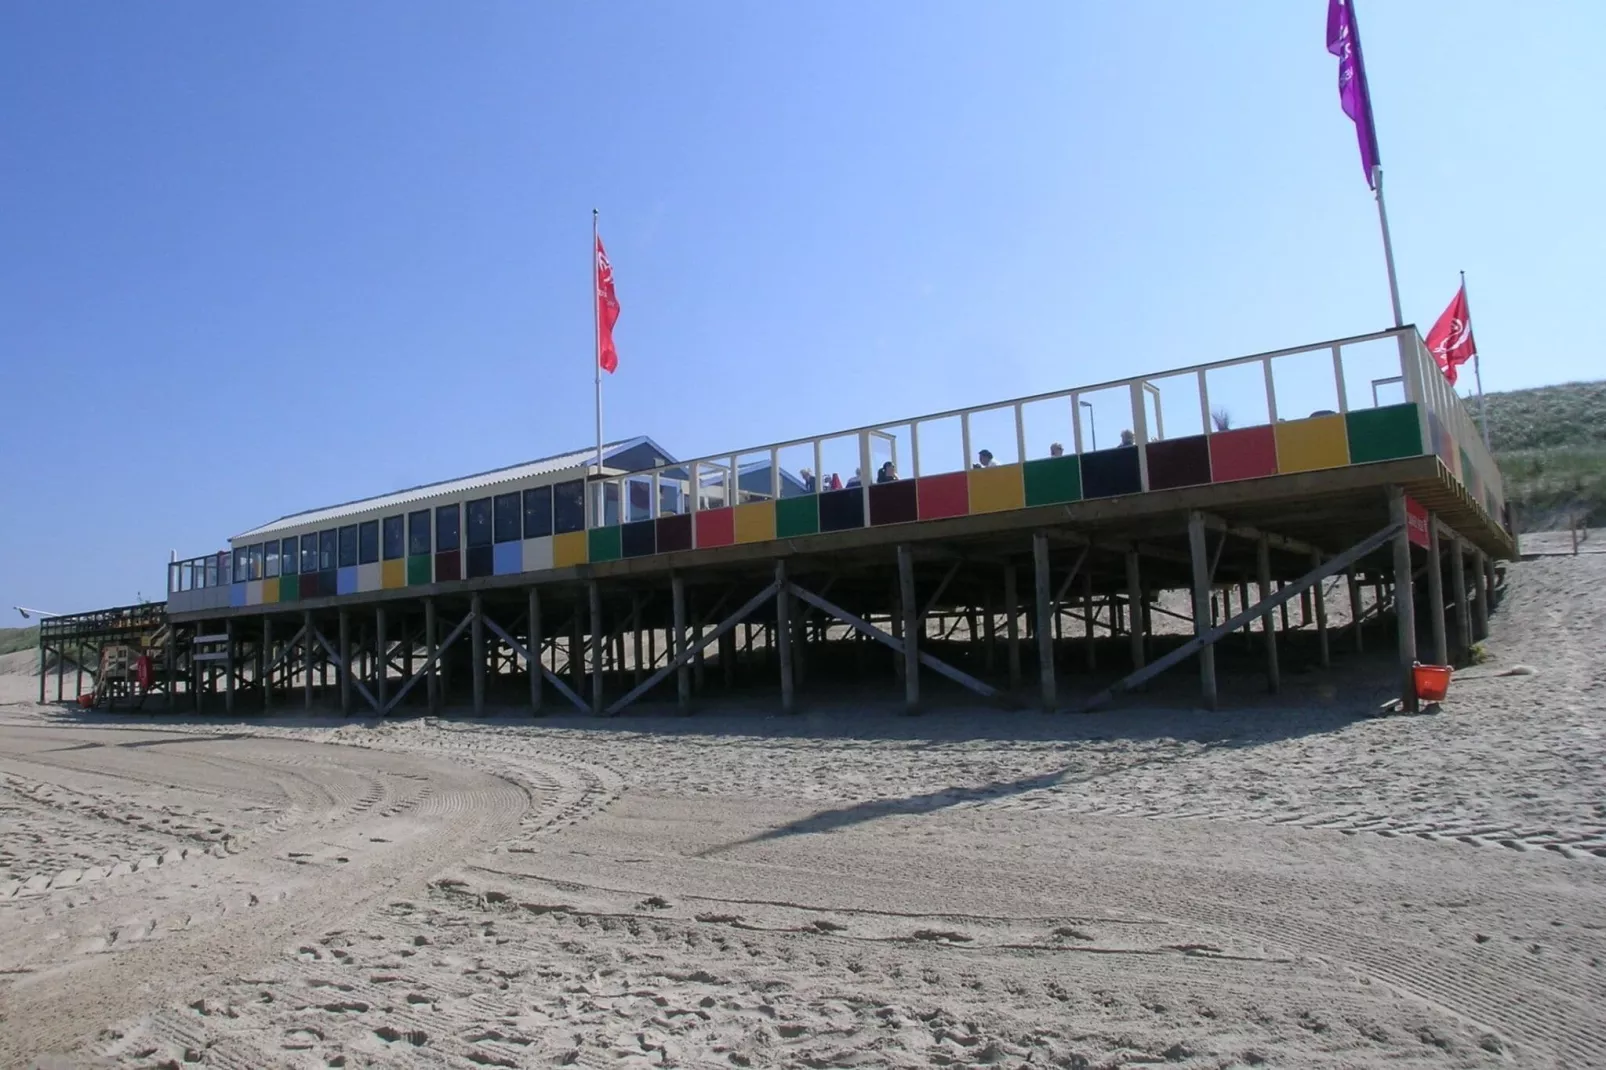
<box><xmin>2</xmin><ymin>550</ymin><xmax>1603</xmax><ymax>1068</ymax></box>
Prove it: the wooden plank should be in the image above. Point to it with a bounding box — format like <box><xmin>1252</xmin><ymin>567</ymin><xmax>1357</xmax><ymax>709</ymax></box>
<box><xmin>481</xmin><ymin>612</ymin><xmax>587</xmax><ymax>713</ymax></box>
<box><xmin>312</xmin><ymin>627</ymin><xmax>381</xmax><ymax>714</ymax></box>
<box><xmin>385</xmin><ymin>609</ymin><xmax>473</xmax><ymax>715</ymax></box>
<box><xmin>605</xmin><ymin>581</ymin><xmax>781</xmax><ymax>716</ymax></box>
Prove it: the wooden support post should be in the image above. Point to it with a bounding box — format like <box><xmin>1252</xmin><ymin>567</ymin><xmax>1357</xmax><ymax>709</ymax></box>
<box><xmin>1472</xmin><ymin>550</ymin><xmax>1490</xmax><ymax>640</ymax></box>
<box><xmin>1426</xmin><ymin>521</ymin><xmax>1448</xmax><ymax>667</ymax></box>
<box><xmin>1125</xmin><ymin>549</ymin><xmax>1144</xmax><ymax>673</ymax></box>
<box><xmin>1312</xmin><ymin>553</ymin><xmax>1331</xmax><ymax>668</ymax></box>
<box><xmin>632</xmin><ymin>592</ymin><xmax>644</xmax><ymax>686</ymax></box>
<box><xmin>528</xmin><ymin>587</ymin><xmax>543</xmax><ymax>713</ymax></box>
<box><xmin>425</xmin><ymin>598</ymin><xmax>439</xmax><ymax>714</ymax></box>
<box><xmin>262</xmin><ymin>617</ymin><xmax>273</xmax><ymax>710</ymax></box>
<box><xmin>569</xmin><ymin>605</ymin><xmax>584</xmax><ymax>695</ymax></box>
<box><xmin>56</xmin><ymin>636</ymin><xmax>64</xmax><ymax>701</ymax></box>
<box><xmin>471</xmin><ymin>593</ymin><xmax>486</xmax><ymax>715</ymax></box>
<box><xmin>982</xmin><ymin>592</ymin><xmax>997</xmax><ymax>673</ymax></box>
<box><xmin>1450</xmin><ymin>536</ymin><xmax>1471</xmax><ymax>659</ymax></box>
<box><xmin>1389</xmin><ymin>487</ymin><xmax>1419</xmax><ymax>712</ymax></box>
<box><xmin>337</xmin><ymin>610</ymin><xmax>351</xmax><ymax>715</ymax></box>
<box><xmin>1004</xmin><ymin>563</ymin><xmax>1022</xmax><ymax>690</ymax></box>
<box><xmin>166</xmin><ymin>625</ymin><xmax>176</xmax><ymax>712</ymax></box>
<box><xmin>776</xmin><ymin>560</ymin><xmax>796</xmax><ymax>714</ymax></box>
<box><xmin>672</xmin><ymin>574</ymin><xmax>690</xmax><ymax>713</ymax></box>
<box><xmin>403</xmin><ymin>616</ymin><xmax>413</xmax><ymax>681</ymax></box>
<box><xmin>303</xmin><ymin>611</ymin><xmax>315</xmax><ymax>709</ymax></box>
<box><xmin>1257</xmin><ymin>537</ymin><xmax>1280</xmax><ymax>694</ymax></box>
<box><xmin>1187</xmin><ymin>512</ymin><xmax>1218</xmax><ymax>710</ymax></box>
<box><xmin>1347</xmin><ymin>566</ymin><xmax>1364</xmax><ymax>653</ymax></box>
<box><xmin>898</xmin><ymin>545</ymin><xmax>920</xmax><ymax>713</ymax></box>
<box><xmin>1083</xmin><ymin>571</ymin><xmax>1097</xmax><ymax>672</ymax></box>
<box><xmin>375</xmin><ymin>608</ymin><xmax>387</xmax><ymax>711</ymax></box>
<box><xmin>1032</xmin><ymin>532</ymin><xmax>1056</xmax><ymax>710</ymax></box>
<box><xmin>1239</xmin><ymin>579</ymin><xmax>1253</xmax><ymax>648</ymax></box>
<box><xmin>588</xmin><ymin>581</ymin><xmax>604</xmax><ymax>715</ymax></box>
<box><xmin>224</xmin><ymin>619</ymin><xmax>236</xmax><ymax>714</ymax></box>
<box><xmin>37</xmin><ymin>631</ymin><xmax>45</xmax><ymax>704</ymax></box>
<box><xmin>1278</xmin><ymin>583</ymin><xmax>1290</xmax><ymax>632</ymax></box>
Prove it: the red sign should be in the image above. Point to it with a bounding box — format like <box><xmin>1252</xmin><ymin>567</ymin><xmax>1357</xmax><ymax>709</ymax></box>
<box><xmin>1405</xmin><ymin>496</ymin><xmax>1430</xmax><ymax>549</ymax></box>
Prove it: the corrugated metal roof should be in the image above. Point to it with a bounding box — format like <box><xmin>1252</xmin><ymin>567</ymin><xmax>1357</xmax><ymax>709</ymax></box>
<box><xmin>230</xmin><ymin>436</ymin><xmax>671</xmax><ymax>542</ymax></box>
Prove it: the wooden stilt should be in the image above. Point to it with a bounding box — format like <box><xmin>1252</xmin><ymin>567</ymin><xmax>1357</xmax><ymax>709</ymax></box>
<box><xmin>471</xmin><ymin>593</ymin><xmax>486</xmax><ymax>715</ymax></box>
<box><xmin>1257</xmin><ymin>537</ymin><xmax>1280</xmax><ymax>694</ymax></box>
<box><xmin>898</xmin><ymin>545</ymin><xmax>920</xmax><ymax>714</ymax></box>
<box><xmin>1347</xmin><ymin>566</ymin><xmax>1364</xmax><ymax>652</ymax></box>
<box><xmin>1312</xmin><ymin>553</ymin><xmax>1330</xmax><ymax>668</ymax></box>
<box><xmin>375</xmin><ymin>608</ymin><xmax>387</xmax><ymax>711</ymax></box>
<box><xmin>263</xmin><ymin>617</ymin><xmax>274</xmax><ymax>710</ymax></box>
<box><xmin>225</xmin><ymin>619</ymin><xmax>236</xmax><ymax>714</ymax></box>
<box><xmin>1125</xmin><ymin>549</ymin><xmax>1144</xmax><ymax>672</ymax></box>
<box><xmin>589</xmin><ymin>581</ymin><xmax>604</xmax><ymax>715</ymax></box>
<box><xmin>1083</xmin><ymin>571</ymin><xmax>1097</xmax><ymax>672</ymax></box>
<box><xmin>982</xmin><ymin>591</ymin><xmax>997</xmax><ymax>673</ymax></box>
<box><xmin>1239</xmin><ymin>579</ymin><xmax>1253</xmax><ymax>649</ymax></box>
<box><xmin>632</xmin><ymin>592</ymin><xmax>644</xmax><ymax>685</ymax></box>
<box><xmin>1004</xmin><ymin>563</ymin><xmax>1021</xmax><ymax>690</ymax></box>
<box><xmin>338</xmin><ymin>610</ymin><xmax>351</xmax><ymax>715</ymax></box>
<box><xmin>1032</xmin><ymin>531</ymin><xmax>1056</xmax><ymax>710</ymax></box>
<box><xmin>672</xmin><ymin>575</ymin><xmax>690</xmax><ymax>713</ymax></box>
<box><xmin>425</xmin><ymin>598</ymin><xmax>439</xmax><ymax>714</ymax></box>
<box><xmin>776</xmin><ymin>560</ymin><xmax>795</xmax><ymax>714</ymax></box>
<box><xmin>1450</xmin><ymin>536</ymin><xmax>1471</xmax><ymax>659</ymax></box>
<box><xmin>1389</xmin><ymin>487</ymin><xmax>1419</xmax><ymax>712</ymax></box>
<box><xmin>1472</xmin><ymin>549</ymin><xmax>1490</xmax><ymax>640</ymax></box>
<box><xmin>1425</xmin><ymin>520</ymin><xmax>1448</xmax><ymax>666</ymax></box>
<box><xmin>1187</xmin><ymin>512</ymin><xmax>1217</xmax><ymax>710</ymax></box>
<box><xmin>528</xmin><ymin>587</ymin><xmax>543</xmax><ymax>713</ymax></box>
<box><xmin>304</xmin><ymin>610</ymin><xmax>315</xmax><ymax>709</ymax></box>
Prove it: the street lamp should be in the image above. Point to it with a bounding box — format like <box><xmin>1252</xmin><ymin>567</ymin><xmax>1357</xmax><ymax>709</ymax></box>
<box><xmin>14</xmin><ymin>607</ymin><xmax>62</xmax><ymax>620</ymax></box>
<box><xmin>1078</xmin><ymin>401</ymin><xmax>1097</xmax><ymax>451</ymax></box>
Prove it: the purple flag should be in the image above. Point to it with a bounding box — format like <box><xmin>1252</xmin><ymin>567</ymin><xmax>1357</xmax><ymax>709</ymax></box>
<box><xmin>1327</xmin><ymin>0</ymin><xmax>1381</xmax><ymax>189</ymax></box>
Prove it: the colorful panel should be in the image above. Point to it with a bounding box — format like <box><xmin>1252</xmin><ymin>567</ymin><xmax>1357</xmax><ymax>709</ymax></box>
<box><xmin>320</xmin><ymin>570</ymin><xmax>337</xmax><ymax>598</ymax></box>
<box><xmin>818</xmin><ymin>487</ymin><xmax>866</xmax><ymax>531</ymax></box>
<box><xmin>1146</xmin><ymin>435</ymin><xmax>1211</xmax><ymax>490</ymax></box>
<box><xmin>406</xmin><ymin>555</ymin><xmax>432</xmax><ymax>586</ymax></box>
<box><xmin>1208</xmin><ymin>425</ymin><xmax>1277</xmax><ymax>482</ymax></box>
<box><xmin>262</xmin><ymin>577</ymin><xmax>279</xmax><ymax>604</ymax></box>
<box><xmin>336</xmin><ymin>566</ymin><xmax>358</xmax><ymax>596</ymax></box>
<box><xmin>1346</xmin><ymin>403</ymin><xmax>1424</xmax><ymax>464</ymax></box>
<box><xmin>968</xmin><ymin>464</ymin><xmax>1025</xmax><ymax>513</ymax></box>
<box><xmin>621</xmin><ymin>519</ymin><xmax>658</xmax><ymax>557</ymax></box>
<box><xmin>434</xmin><ymin>551</ymin><xmax>461</xmax><ymax>582</ymax></box>
<box><xmin>1079</xmin><ymin>446</ymin><xmax>1142</xmax><ymax>499</ymax></box>
<box><xmin>1460</xmin><ymin>448</ymin><xmax>1475</xmax><ymax>490</ymax></box>
<box><xmin>493</xmin><ymin>541</ymin><xmax>523</xmax><ymax>575</ymax></box>
<box><xmin>358</xmin><ymin>562</ymin><xmax>382</xmax><ymax>592</ymax></box>
<box><xmin>916</xmin><ymin>472</ymin><xmax>969</xmax><ymax>519</ymax></box>
<box><xmin>382</xmin><ymin>559</ymin><xmax>406</xmax><ymax>589</ymax></box>
<box><xmin>279</xmin><ymin>574</ymin><xmax>300</xmax><ymax>602</ymax></box>
<box><xmin>656</xmin><ymin>513</ymin><xmax>694</xmax><ymax>552</ymax></box>
<box><xmin>733</xmin><ymin>501</ymin><xmax>776</xmax><ymax>544</ymax></box>
<box><xmin>1023</xmin><ymin>456</ymin><xmax>1082</xmax><ymax>506</ymax></box>
<box><xmin>695</xmin><ymin>507</ymin><xmax>736</xmax><ymax>548</ymax></box>
<box><xmin>230</xmin><ymin>583</ymin><xmax>247</xmax><ymax>608</ymax></box>
<box><xmin>300</xmin><ymin>571</ymin><xmax>320</xmax><ymax>598</ymax></box>
<box><xmin>553</xmin><ymin>530</ymin><xmax>588</xmax><ymax>567</ymax></box>
<box><xmin>522</xmin><ymin>536</ymin><xmax>554</xmax><ymax>572</ymax></box>
<box><xmin>1273</xmin><ymin>414</ymin><xmax>1349</xmax><ymax>473</ymax></box>
<box><xmin>246</xmin><ymin>580</ymin><xmax>263</xmax><ymax>606</ymax></box>
<box><xmin>868</xmin><ymin>480</ymin><xmax>918</xmax><ymax>526</ymax></box>
<box><xmin>588</xmin><ymin>525</ymin><xmax>622</xmax><ymax>563</ymax></box>
<box><xmin>775</xmin><ymin>495</ymin><xmax>820</xmax><ymax>538</ymax></box>
<box><xmin>466</xmin><ymin>545</ymin><xmax>494</xmax><ymax>578</ymax></box>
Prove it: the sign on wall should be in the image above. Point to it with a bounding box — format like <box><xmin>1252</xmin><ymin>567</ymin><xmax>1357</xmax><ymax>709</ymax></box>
<box><xmin>1405</xmin><ymin>496</ymin><xmax>1430</xmax><ymax>549</ymax></box>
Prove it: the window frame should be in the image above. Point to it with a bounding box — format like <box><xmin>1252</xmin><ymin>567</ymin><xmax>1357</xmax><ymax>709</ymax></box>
<box><xmin>522</xmin><ymin>485</ymin><xmax>553</xmax><ymax>539</ymax></box>
<box><xmin>234</xmin><ymin>549</ymin><xmax>249</xmax><ymax>584</ymax></box>
<box><xmin>493</xmin><ymin>492</ymin><xmax>521</xmax><ymax>543</ymax></box>
<box><xmin>301</xmin><ymin>534</ymin><xmax>319</xmax><ymax>575</ymax></box>
<box><xmin>382</xmin><ymin>515</ymin><xmax>405</xmax><ymax>561</ymax></box>
<box><xmin>265</xmin><ymin>541</ymin><xmax>280</xmax><ymax>579</ymax></box>
<box><xmin>281</xmin><ymin>537</ymin><xmax>300</xmax><ymax>575</ymax></box>
<box><xmin>408</xmin><ymin>510</ymin><xmax>431</xmax><ymax>556</ymax></box>
<box><xmin>358</xmin><ymin>519</ymin><xmax>380</xmax><ymax>565</ymax></box>
<box><xmin>435</xmin><ymin>504</ymin><xmax>460</xmax><ymax>553</ymax></box>
<box><xmin>338</xmin><ymin>525</ymin><xmax>359</xmax><ymax>568</ymax></box>
<box><xmin>319</xmin><ymin>529</ymin><xmax>336</xmax><ymax>572</ymax></box>
<box><xmin>465</xmin><ymin>497</ymin><xmax>493</xmax><ymax>548</ymax></box>
<box><xmin>552</xmin><ymin>479</ymin><xmax>586</xmax><ymax>534</ymax></box>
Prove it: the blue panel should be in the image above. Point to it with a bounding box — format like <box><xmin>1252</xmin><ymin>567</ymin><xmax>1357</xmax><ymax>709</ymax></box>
<box><xmin>337</xmin><ymin>566</ymin><xmax>358</xmax><ymax>595</ymax></box>
<box><xmin>230</xmin><ymin>583</ymin><xmax>247</xmax><ymax>608</ymax></box>
<box><xmin>493</xmin><ymin>541</ymin><xmax>522</xmax><ymax>575</ymax></box>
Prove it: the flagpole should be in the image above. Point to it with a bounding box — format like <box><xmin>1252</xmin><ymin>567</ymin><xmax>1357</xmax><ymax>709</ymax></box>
<box><xmin>1461</xmin><ymin>269</ymin><xmax>1490</xmax><ymax>448</ymax></box>
<box><xmin>1372</xmin><ymin>165</ymin><xmax>1404</xmax><ymax>328</ymax></box>
<box><xmin>593</xmin><ymin>208</ymin><xmax>603</xmax><ymax>524</ymax></box>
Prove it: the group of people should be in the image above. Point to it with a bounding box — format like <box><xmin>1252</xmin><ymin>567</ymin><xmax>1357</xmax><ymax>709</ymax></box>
<box><xmin>799</xmin><ymin>431</ymin><xmax>1140</xmax><ymax>491</ymax></box>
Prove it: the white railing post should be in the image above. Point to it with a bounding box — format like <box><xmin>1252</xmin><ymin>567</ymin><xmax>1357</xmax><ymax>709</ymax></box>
<box><xmin>1331</xmin><ymin>344</ymin><xmax>1349</xmax><ymax>413</ymax></box>
<box><xmin>1262</xmin><ymin>358</ymin><xmax>1279</xmax><ymax>424</ymax></box>
<box><xmin>770</xmin><ymin>447</ymin><xmax>780</xmax><ymax>499</ymax></box>
<box><xmin>1130</xmin><ymin>381</ymin><xmax>1150</xmax><ymax>489</ymax></box>
<box><xmin>1398</xmin><ymin>329</ymin><xmax>1431</xmax><ymax>456</ymax></box>
<box><xmin>1070</xmin><ymin>393</ymin><xmax>1084</xmax><ymax>453</ymax></box>
<box><xmin>1197</xmin><ymin>371</ymin><xmax>1212</xmax><ymax>436</ymax></box>
<box><xmin>813</xmin><ymin>440</ymin><xmax>823</xmax><ymax>492</ymax></box>
<box><xmin>689</xmin><ymin>461</ymin><xmax>700</xmax><ymax>513</ymax></box>
<box><xmin>910</xmin><ymin>422</ymin><xmax>921</xmax><ymax>479</ymax></box>
<box><xmin>961</xmin><ymin>412</ymin><xmax>972</xmax><ymax>469</ymax></box>
<box><xmin>858</xmin><ymin>430</ymin><xmax>873</xmax><ymax>513</ymax></box>
<box><xmin>1014</xmin><ymin>402</ymin><xmax>1027</xmax><ymax>464</ymax></box>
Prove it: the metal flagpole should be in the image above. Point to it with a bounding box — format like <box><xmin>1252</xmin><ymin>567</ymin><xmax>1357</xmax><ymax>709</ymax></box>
<box><xmin>1461</xmin><ymin>269</ymin><xmax>1490</xmax><ymax>447</ymax></box>
<box><xmin>593</xmin><ymin>208</ymin><xmax>604</xmax><ymax>525</ymax></box>
<box><xmin>1372</xmin><ymin>165</ymin><xmax>1404</xmax><ymax>328</ymax></box>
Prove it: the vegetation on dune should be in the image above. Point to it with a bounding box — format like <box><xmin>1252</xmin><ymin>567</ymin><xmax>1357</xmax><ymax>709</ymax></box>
<box><xmin>1469</xmin><ymin>379</ymin><xmax>1606</xmax><ymax>532</ymax></box>
<box><xmin>0</xmin><ymin>626</ymin><xmax>40</xmax><ymax>657</ymax></box>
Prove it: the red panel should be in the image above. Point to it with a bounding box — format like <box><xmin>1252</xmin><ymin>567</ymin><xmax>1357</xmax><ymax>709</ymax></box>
<box><xmin>1405</xmin><ymin>496</ymin><xmax>1430</xmax><ymax>548</ymax></box>
<box><xmin>694</xmin><ymin>507</ymin><xmax>735</xmax><ymax>548</ymax></box>
<box><xmin>916</xmin><ymin>472</ymin><xmax>969</xmax><ymax>519</ymax></box>
<box><xmin>1207</xmin><ymin>426</ymin><xmax>1278</xmax><ymax>483</ymax></box>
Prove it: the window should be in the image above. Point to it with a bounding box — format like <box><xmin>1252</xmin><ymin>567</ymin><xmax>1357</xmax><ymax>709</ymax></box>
<box><xmin>523</xmin><ymin>486</ymin><xmax>552</xmax><ymax>538</ymax></box>
<box><xmin>553</xmin><ymin>479</ymin><xmax>586</xmax><ymax>534</ymax></box>
<box><xmin>301</xmin><ymin>534</ymin><xmax>319</xmax><ymax>574</ymax></box>
<box><xmin>249</xmin><ymin>543</ymin><xmax>265</xmax><ymax>580</ymax></box>
<box><xmin>382</xmin><ymin>515</ymin><xmax>404</xmax><ymax>560</ymax></box>
<box><xmin>234</xmin><ymin>550</ymin><xmax>249</xmax><ymax>583</ymax></box>
<box><xmin>358</xmin><ymin>520</ymin><xmax>379</xmax><ymax>564</ymax></box>
<box><xmin>281</xmin><ymin>537</ymin><xmax>299</xmax><ymax>575</ymax></box>
<box><xmin>436</xmin><ymin>504</ymin><xmax>460</xmax><ymax>552</ymax></box>
<box><xmin>494</xmin><ymin>492</ymin><xmax>521</xmax><ymax>543</ymax></box>
<box><xmin>207</xmin><ymin>557</ymin><xmax>219</xmax><ymax>588</ymax></box>
<box><xmin>319</xmin><ymin>529</ymin><xmax>336</xmax><ymax>571</ymax></box>
<box><xmin>265</xmin><ymin>541</ymin><xmax>280</xmax><ymax>578</ymax></box>
<box><xmin>466</xmin><ymin>497</ymin><xmax>492</xmax><ymax>548</ymax></box>
<box><xmin>408</xmin><ymin>510</ymin><xmax>431</xmax><ymax>556</ymax></box>
<box><xmin>338</xmin><ymin>525</ymin><xmax>359</xmax><ymax>568</ymax></box>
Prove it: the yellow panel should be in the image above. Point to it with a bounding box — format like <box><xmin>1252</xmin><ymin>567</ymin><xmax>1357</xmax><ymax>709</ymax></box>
<box><xmin>967</xmin><ymin>463</ymin><xmax>1025</xmax><ymax>513</ymax></box>
<box><xmin>262</xmin><ymin>578</ymin><xmax>279</xmax><ymax>604</ymax></box>
<box><xmin>381</xmin><ymin>559</ymin><xmax>406</xmax><ymax>589</ymax></box>
<box><xmin>553</xmin><ymin>530</ymin><xmax>589</xmax><ymax>568</ymax></box>
<box><xmin>1274</xmin><ymin>414</ymin><xmax>1350</xmax><ymax>473</ymax></box>
<box><xmin>733</xmin><ymin>501</ymin><xmax>776</xmax><ymax>544</ymax></box>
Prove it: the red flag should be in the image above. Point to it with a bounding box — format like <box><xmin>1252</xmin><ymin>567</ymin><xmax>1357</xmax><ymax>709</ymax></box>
<box><xmin>1425</xmin><ymin>285</ymin><xmax>1476</xmax><ymax>385</ymax></box>
<box><xmin>595</xmin><ymin>234</ymin><xmax>619</xmax><ymax>374</ymax></box>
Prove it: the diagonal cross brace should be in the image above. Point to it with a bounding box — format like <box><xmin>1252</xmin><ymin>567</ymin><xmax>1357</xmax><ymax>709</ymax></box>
<box><xmin>311</xmin><ymin>627</ymin><xmax>382</xmax><ymax>714</ymax></box>
<box><xmin>1076</xmin><ymin>520</ymin><xmax>1402</xmax><ymax>712</ymax></box>
<box><xmin>480</xmin><ymin>613</ymin><xmax>588</xmax><ymax>713</ymax></box>
<box><xmin>382</xmin><ymin>609</ymin><xmax>474</xmax><ymax>715</ymax></box>
<box><xmin>263</xmin><ymin>625</ymin><xmax>308</xmax><ymax>675</ymax></box>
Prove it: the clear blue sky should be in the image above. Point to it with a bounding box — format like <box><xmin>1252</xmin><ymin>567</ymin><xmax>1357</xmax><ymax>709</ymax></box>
<box><xmin>2</xmin><ymin>1</ymin><xmax>1600</xmax><ymax>615</ymax></box>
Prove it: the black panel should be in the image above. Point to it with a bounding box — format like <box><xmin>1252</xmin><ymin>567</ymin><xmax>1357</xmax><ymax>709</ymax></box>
<box><xmin>466</xmin><ymin>545</ymin><xmax>494</xmax><ymax>579</ymax></box>
<box><xmin>621</xmin><ymin>520</ymin><xmax>657</xmax><ymax>558</ymax></box>
<box><xmin>1079</xmin><ymin>445</ymin><xmax>1143</xmax><ymax>499</ymax></box>
<box><xmin>656</xmin><ymin>513</ymin><xmax>693</xmax><ymax>552</ymax></box>
<box><xmin>1146</xmin><ymin>434</ymin><xmax>1212</xmax><ymax>490</ymax></box>
<box><xmin>818</xmin><ymin>488</ymin><xmax>866</xmax><ymax>532</ymax></box>
<box><xmin>868</xmin><ymin>480</ymin><xmax>918</xmax><ymax>526</ymax></box>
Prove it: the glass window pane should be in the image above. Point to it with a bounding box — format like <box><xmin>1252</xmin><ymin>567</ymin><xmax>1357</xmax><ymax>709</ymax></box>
<box><xmin>301</xmin><ymin>534</ymin><xmax>318</xmax><ymax>574</ymax></box>
<box><xmin>552</xmin><ymin>479</ymin><xmax>585</xmax><ymax>534</ymax></box>
<box><xmin>466</xmin><ymin>497</ymin><xmax>492</xmax><ymax>548</ymax></box>
<box><xmin>436</xmin><ymin>505</ymin><xmax>460</xmax><ymax>552</ymax></box>
<box><xmin>358</xmin><ymin>520</ymin><xmax>379</xmax><ymax>564</ymax></box>
<box><xmin>493</xmin><ymin>492</ymin><xmax>521</xmax><ymax>543</ymax></box>
<box><xmin>207</xmin><ymin>557</ymin><xmax>218</xmax><ymax>588</ymax></box>
<box><xmin>234</xmin><ymin>550</ymin><xmax>249</xmax><ymax>583</ymax></box>
<box><xmin>250</xmin><ymin>543</ymin><xmax>264</xmax><ymax>580</ymax></box>
<box><xmin>523</xmin><ymin>486</ymin><xmax>553</xmax><ymax>538</ymax></box>
<box><xmin>408</xmin><ymin>510</ymin><xmax>431</xmax><ymax>556</ymax></box>
<box><xmin>338</xmin><ymin>525</ymin><xmax>358</xmax><ymax>568</ymax></box>
<box><xmin>319</xmin><ymin>529</ymin><xmax>336</xmax><ymax>571</ymax></box>
<box><xmin>265</xmin><ymin>542</ymin><xmax>280</xmax><ymax>578</ymax></box>
<box><xmin>282</xmin><ymin>538</ymin><xmax>299</xmax><ymax>575</ymax></box>
<box><xmin>382</xmin><ymin>515</ymin><xmax>405</xmax><ymax>560</ymax></box>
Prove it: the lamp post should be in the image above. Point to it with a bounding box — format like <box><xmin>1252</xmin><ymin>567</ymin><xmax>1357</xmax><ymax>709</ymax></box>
<box><xmin>1078</xmin><ymin>401</ymin><xmax>1097</xmax><ymax>451</ymax></box>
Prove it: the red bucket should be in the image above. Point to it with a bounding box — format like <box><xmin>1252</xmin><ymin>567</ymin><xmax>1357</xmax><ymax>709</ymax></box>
<box><xmin>77</xmin><ymin>692</ymin><xmax>96</xmax><ymax>708</ymax></box>
<box><xmin>1413</xmin><ymin>663</ymin><xmax>1453</xmax><ymax>703</ymax></box>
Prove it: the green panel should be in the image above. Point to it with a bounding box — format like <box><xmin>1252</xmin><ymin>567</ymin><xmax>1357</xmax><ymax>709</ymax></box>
<box><xmin>278</xmin><ymin>573</ymin><xmax>300</xmax><ymax>602</ymax></box>
<box><xmin>1345</xmin><ymin>402</ymin><xmax>1424</xmax><ymax>464</ymax></box>
<box><xmin>1023</xmin><ymin>455</ymin><xmax>1083</xmax><ymax>506</ymax></box>
<box><xmin>407</xmin><ymin>554</ymin><xmax>432</xmax><ymax>586</ymax></box>
<box><xmin>775</xmin><ymin>494</ymin><xmax>820</xmax><ymax>538</ymax></box>
<box><xmin>588</xmin><ymin>525</ymin><xmax>622</xmax><ymax>562</ymax></box>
